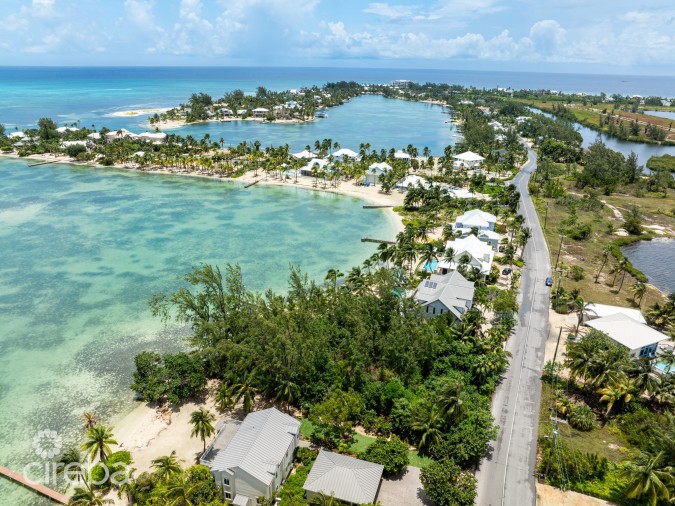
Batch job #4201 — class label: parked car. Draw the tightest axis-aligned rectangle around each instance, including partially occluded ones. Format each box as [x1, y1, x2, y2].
[502, 268, 512, 275]
[545, 276, 553, 287]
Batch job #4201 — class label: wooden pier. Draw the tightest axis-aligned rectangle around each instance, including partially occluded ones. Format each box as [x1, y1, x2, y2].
[0, 465, 69, 504]
[362, 205, 394, 209]
[27, 161, 55, 167]
[361, 237, 395, 245]
[244, 179, 261, 188]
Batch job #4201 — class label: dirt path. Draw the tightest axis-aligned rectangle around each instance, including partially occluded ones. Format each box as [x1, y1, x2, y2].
[537, 484, 619, 505]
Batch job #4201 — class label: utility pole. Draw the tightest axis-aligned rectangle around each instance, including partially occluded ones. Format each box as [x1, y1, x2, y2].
[554, 235, 564, 271]
[543, 202, 549, 230]
[544, 326, 564, 480]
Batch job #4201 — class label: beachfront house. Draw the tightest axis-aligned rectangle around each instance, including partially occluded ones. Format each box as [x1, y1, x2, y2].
[453, 151, 485, 171]
[105, 129, 138, 143]
[332, 148, 360, 161]
[582, 304, 646, 324]
[303, 450, 384, 505]
[138, 132, 167, 144]
[252, 107, 269, 118]
[365, 162, 392, 186]
[395, 175, 430, 190]
[394, 150, 412, 163]
[454, 209, 497, 232]
[585, 313, 667, 358]
[201, 407, 300, 505]
[56, 126, 79, 135]
[438, 234, 494, 276]
[300, 158, 330, 177]
[292, 149, 316, 160]
[413, 271, 475, 320]
[9, 131, 26, 139]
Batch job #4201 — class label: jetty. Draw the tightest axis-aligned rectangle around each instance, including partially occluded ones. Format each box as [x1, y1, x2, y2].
[361, 237, 395, 244]
[363, 204, 394, 209]
[0, 465, 69, 504]
[244, 179, 261, 188]
[27, 161, 55, 167]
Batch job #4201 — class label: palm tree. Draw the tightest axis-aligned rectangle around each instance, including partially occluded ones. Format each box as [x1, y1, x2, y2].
[58, 447, 91, 492]
[189, 408, 216, 453]
[81, 424, 117, 463]
[620, 451, 673, 506]
[163, 471, 199, 506]
[274, 376, 300, 413]
[68, 487, 112, 506]
[570, 296, 594, 334]
[81, 412, 98, 431]
[224, 379, 258, 414]
[517, 227, 532, 260]
[324, 268, 343, 293]
[631, 281, 647, 307]
[565, 338, 596, 384]
[411, 406, 443, 455]
[309, 493, 340, 505]
[436, 382, 466, 424]
[629, 358, 661, 398]
[659, 348, 675, 374]
[597, 380, 634, 419]
[151, 451, 183, 483]
[595, 245, 612, 283]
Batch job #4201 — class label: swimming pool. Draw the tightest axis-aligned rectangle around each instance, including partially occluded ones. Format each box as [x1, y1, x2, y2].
[423, 259, 439, 271]
[654, 361, 673, 375]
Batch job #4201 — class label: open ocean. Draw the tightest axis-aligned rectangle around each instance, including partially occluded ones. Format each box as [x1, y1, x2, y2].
[1, 66, 674, 504]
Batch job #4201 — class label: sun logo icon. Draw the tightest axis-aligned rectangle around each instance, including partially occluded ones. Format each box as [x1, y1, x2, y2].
[32, 429, 62, 459]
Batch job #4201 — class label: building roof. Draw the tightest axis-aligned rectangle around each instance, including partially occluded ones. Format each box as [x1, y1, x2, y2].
[303, 450, 384, 505]
[292, 149, 316, 159]
[584, 304, 646, 324]
[208, 408, 300, 487]
[333, 148, 359, 159]
[394, 150, 411, 159]
[396, 175, 429, 189]
[453, 151, 485, 162]
[414, 271, 475, 319]
[368, 162, 393, 173]
[439, 234, 494, 274]
[586, 313, 667, 351]
[232, 495, 249, 506]
[455, 209, 496, 226]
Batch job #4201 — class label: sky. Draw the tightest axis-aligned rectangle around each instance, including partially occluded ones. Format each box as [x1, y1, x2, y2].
[0, 0, 674, 74]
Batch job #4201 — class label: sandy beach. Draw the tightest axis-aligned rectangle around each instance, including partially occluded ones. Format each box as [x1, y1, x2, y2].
[1, 151, 406, 234]
[151, 115, 313, 130]
[105, 108, 170, 118]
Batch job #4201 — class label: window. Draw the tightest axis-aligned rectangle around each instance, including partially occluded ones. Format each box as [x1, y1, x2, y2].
[223, 478, 230, 486]
[432, 307, 436, 315]
[225, 492, 232, 499]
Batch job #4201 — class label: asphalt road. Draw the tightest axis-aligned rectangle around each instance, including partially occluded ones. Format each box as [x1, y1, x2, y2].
[475, 147, 552, 506]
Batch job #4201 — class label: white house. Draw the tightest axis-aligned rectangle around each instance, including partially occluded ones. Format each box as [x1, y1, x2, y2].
[453, 151, 485, 170]
[395, 174, 429, 190]
[585, 313, 667, 358]
[438, 234, 495, 275]
[138, 132, 167, 144]
[105, 129, 137, 142]
[365, 162, 392, 185]
[303, 450, 384, 506]
[202, 408, 300, 505]
[477, 230, 502, 251]
[56, 126, 79, 135]
[87, 132, 101, 140]
[394, 150, 412, 161]
[583, 304, 646, 324]
[299, 158, 330, 176]
[292, 149, 316, 160]
[252, 107, 269, 118]
[413, 271, 475, 320]
[9, 131, 26, 139]
[237, 109, 248, 116]
[332, 148, 360, 160]
[454, 209, 497, 231]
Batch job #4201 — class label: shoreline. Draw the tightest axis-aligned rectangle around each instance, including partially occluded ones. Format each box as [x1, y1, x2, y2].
[0, 151, 405, 235]
[150, 115, 314, 130]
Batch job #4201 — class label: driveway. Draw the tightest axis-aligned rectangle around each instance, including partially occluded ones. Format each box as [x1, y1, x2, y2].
[378, 466, 433, 506]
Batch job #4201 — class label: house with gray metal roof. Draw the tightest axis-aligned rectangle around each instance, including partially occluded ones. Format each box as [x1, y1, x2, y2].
[303, 450, 384, 505]
[201, 407, 300, 505]
[413, 270, 475, 320]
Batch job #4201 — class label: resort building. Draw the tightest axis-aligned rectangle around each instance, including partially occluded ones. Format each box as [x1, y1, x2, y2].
[394, 150, 412, 162]
[300, 158, 330, 176]
[201, 407, 300, 505]
[303, 450, 384, 505]
[332, 148, 360, 160]
[454, 209, 497, 232]
[453, 151, 485, 170]
[292, 149, 316, 160]
[56, 126, 79, 135]
[412, 271, 475, 320]
[585, 313, 667, 358]
[105, 129, 138, 142]
[392, 79, 414, 89]
[9, 131, 26, 139]
[438, 234, 494, 275]
[365, 162, 392, 186]
[138, 132, 167, 144]
[87, 132, 101, 140]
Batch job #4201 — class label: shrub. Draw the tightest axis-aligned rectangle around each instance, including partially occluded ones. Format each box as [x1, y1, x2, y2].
[569, 265, 585, 281]
[420, 459, 477, 506]
[539, 439, 608, 486]
[360, 436, 409, 476]
[309, 424, 341, 450]
[569, 404, 595, 431]
[295, 447, 318, 466]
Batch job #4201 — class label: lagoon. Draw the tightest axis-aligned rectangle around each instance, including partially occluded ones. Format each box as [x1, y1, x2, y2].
[621, 239, 675, 294]
[0, 158, 393, 503]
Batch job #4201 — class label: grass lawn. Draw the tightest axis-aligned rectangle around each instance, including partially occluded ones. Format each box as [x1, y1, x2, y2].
[299, 418, 431, 468]
[539, 383, 633, 463]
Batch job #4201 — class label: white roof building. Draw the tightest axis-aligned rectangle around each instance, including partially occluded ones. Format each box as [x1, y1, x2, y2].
[394, 150, 412, 160]
[439, 234, 494, 275]
[396, 175, 429, 190]
[292, 149, 316, 159]
[413, 271, 475, 320]
[368, 162, 393, 173]
[332, 148, 359, 159]
[303, 450, 384, 506]
[56, 126, 79, 135]
[61, 140, 87, 148]
[453, 151, 485, 170]
[9, 131, 26, 139]
[586, 313, 666, 358]
[583, 304, 646, 324]
[138, 132, 167, 143]
[454, 209, 497, 231]
[105, 129, 137, 142]
[87, 132, 101, 140]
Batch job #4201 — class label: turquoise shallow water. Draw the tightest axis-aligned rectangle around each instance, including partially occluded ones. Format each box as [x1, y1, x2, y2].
[0, 158, 393, 503]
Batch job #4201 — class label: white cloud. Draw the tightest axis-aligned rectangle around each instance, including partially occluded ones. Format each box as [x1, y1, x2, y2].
[363, 3, 414, 20]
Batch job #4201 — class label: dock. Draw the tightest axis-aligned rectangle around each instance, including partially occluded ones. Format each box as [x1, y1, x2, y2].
[363, 205, 394, 209]
[27, 161, 55, 167]
[244, 179, 261, 188]
[361, 237, 395, 245]
[0, 465, 69, 504]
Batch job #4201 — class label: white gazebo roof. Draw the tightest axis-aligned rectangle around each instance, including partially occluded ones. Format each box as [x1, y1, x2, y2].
[586, 313, 667, 351]
[453, 151, 485, 162]
[292, 149, 316, 159]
